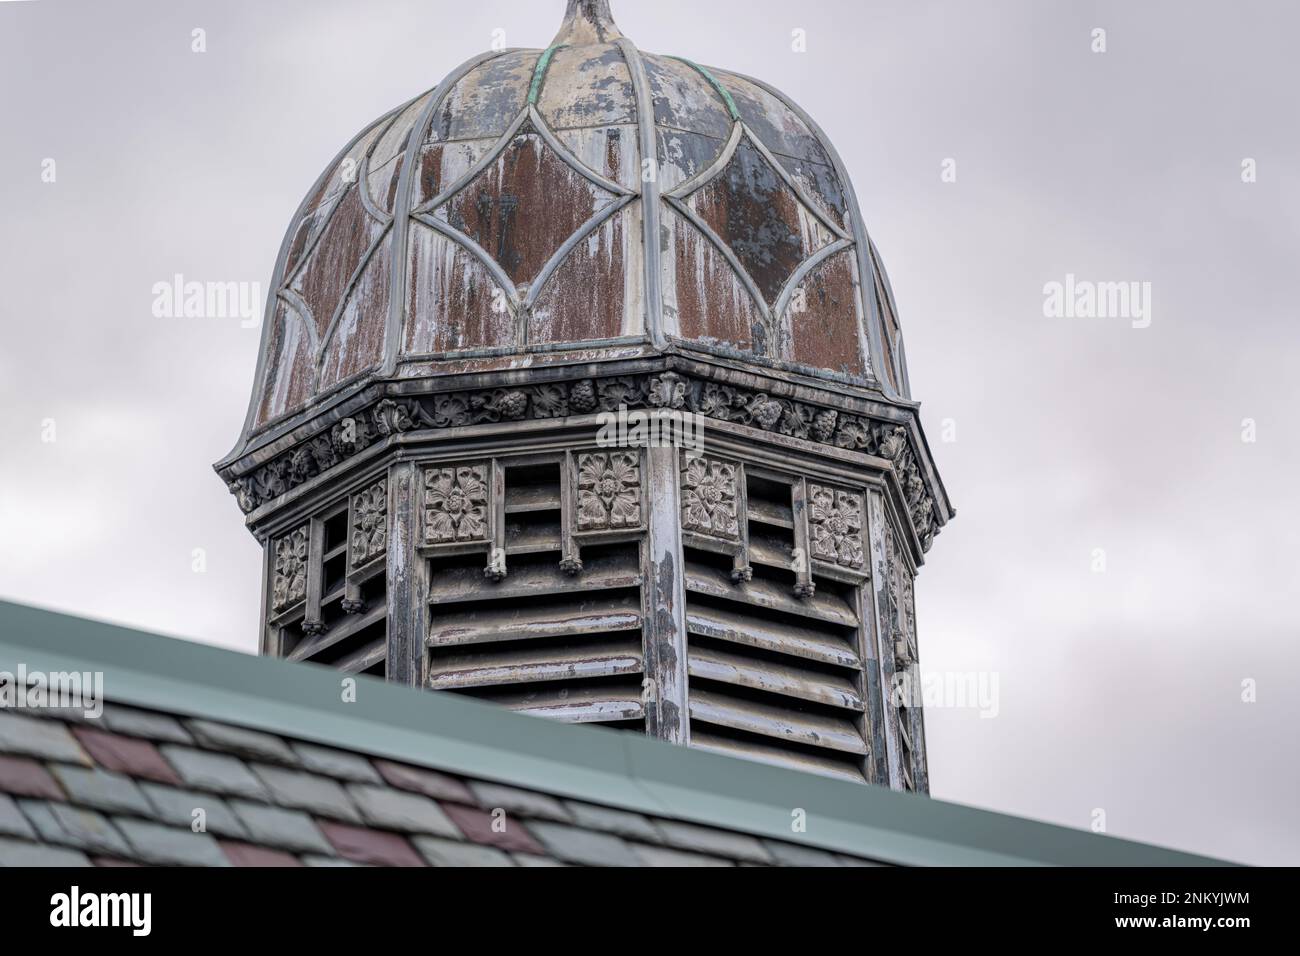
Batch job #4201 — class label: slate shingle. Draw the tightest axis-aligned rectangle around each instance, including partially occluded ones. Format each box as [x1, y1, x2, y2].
[49, 765, 151, 816]
[374, 760, 474, 803]
[292, 743, 380, 783]
[0, 794, 35, 840]
[0, 835, 91, 867]
[141, 783, 248, 839]
[654, 820, 772, 864]
[414, 835, 514, 867]
[318, 821, 425, 867]
[20, 801, 130, 856]
[762, 838, 842, 867]
[186, 720, 298, 765]
[252, 765, 360, 822]
[347, 784, 458, 836]
[527, 821, 640, 867]
[0, 711, 89, 764]
[228, 800, 333, 855]
[565, 801, 661, 843]
[72, 726, 182, 786]
[220, 841, 303, 867]
[440, 801, 545, 855]
[469, 782, 572, 822]
[114, 818, 229, 867]
[100, 705, 193, 744]
[160, 746, 269, 800]
[0, 755, 63, 800]
[630, 843, 734, 866]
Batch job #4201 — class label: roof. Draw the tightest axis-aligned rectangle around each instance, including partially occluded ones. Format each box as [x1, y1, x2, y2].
[0, 600, 1226, 866]
[233, 0, 913, 461]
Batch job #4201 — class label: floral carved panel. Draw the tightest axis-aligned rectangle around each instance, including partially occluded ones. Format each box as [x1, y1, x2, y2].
[681, 455, 740, 540]
[808, 483, 865, 570]
[349, 479, 387, 568]
[576, 452, 642, 531]
[422, 464, 490, 545]
[272, 525, 310, 612]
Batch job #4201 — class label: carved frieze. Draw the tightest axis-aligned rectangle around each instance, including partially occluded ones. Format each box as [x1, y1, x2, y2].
[576, 452, 642, 531]
[808, 483, 865, 570]
[271, 525, 310, 612]
[681, 455, 740, 540]
[349, 479, 387, 568]
[226, 372, 940, 552]
[422, 464, 490, 545]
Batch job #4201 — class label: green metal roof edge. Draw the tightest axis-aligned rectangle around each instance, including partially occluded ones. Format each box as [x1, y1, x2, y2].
[0, 600, 1230, 867]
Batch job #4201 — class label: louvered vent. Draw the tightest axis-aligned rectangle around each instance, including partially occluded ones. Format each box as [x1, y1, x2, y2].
[272, 479, 389, 678]
[683, 469, 872, 784]
[425, 461, 647, 731]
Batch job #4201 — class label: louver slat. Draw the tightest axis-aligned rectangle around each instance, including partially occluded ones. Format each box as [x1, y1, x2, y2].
[685, 561, 859, 627]
[429, 640, 643, 689]
[685, 603, 859, 668]
[334, 636, 387, 674]
[479, 683, 646, 723]
[689, 689, 869, 755]
[428, 593, 642, 646]
[287, 603, 387, 663]
[428, 551, 640, 604]
[687, 644, 863, 711]
[690, 729, 868, 785]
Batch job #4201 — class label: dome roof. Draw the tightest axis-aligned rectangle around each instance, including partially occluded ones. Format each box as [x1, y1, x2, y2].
[242, 0, 911, 442]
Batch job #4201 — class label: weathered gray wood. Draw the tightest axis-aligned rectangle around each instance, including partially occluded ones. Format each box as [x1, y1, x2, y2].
[385, 462, 425, 686]
[483, 684, 645, 723]
[301, 517, 326, 635]
[287, 603, 387, 663]
[688, 689, 869, 755]
[685, 559, 858, 627]
[642, 444, 688, 744]
[687, 643, 864, 711]
[685, 603, 858, 668]
[428, 550, 639, 604]
[428, 593, 642, 647]
[690, 729, 866, 784]
[866, 489, 903, 790]
[429, 641, 643, 690]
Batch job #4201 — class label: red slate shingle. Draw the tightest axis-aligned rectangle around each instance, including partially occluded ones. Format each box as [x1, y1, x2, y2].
[374, 760, 475, 804]
[318, 821, 425, 867]
[0, 754, 65, 800]
[220, 841, 303, 867]
[441, 801, 545, 855]
[72, 726, 182, 786]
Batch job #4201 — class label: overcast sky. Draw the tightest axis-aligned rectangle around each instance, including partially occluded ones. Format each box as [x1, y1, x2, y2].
[1, 0, 1296, 865]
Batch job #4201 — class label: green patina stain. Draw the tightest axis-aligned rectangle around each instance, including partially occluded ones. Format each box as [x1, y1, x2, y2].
[670, 56, 741, 122]
[529, 45, 566, 105]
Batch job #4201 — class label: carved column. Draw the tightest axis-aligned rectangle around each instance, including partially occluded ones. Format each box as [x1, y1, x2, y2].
[385, 461, 426, 687]
[642, 444, 689, 744]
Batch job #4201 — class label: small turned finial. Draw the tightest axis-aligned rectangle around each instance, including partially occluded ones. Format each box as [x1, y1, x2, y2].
[552, 0, 624, 45]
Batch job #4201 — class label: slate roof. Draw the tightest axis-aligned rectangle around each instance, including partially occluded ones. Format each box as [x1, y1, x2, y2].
[0, 600, 1226, 867]
[1, 705, 838, 867]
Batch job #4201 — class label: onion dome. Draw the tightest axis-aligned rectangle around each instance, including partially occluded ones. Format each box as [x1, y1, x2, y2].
[236, 0, 912, 450]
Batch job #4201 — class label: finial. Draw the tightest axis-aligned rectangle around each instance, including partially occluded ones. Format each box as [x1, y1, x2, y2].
[551, 0, 624, 45]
